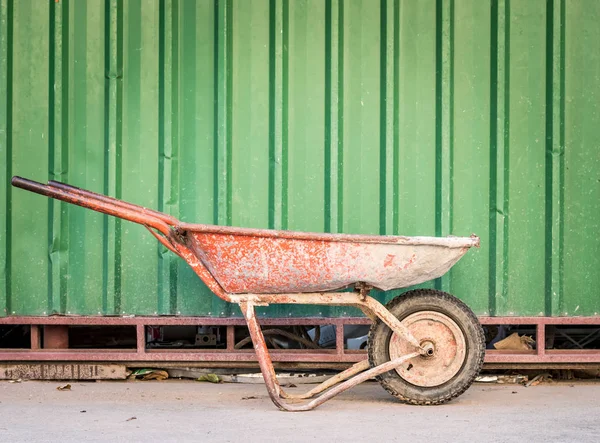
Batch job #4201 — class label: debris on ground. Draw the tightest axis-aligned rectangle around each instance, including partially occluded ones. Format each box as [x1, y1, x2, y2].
[130, 369, 169, 381]
[196, 374, 221, 383]
[166, 367, 332, 385]
[126, 417, 137, 422]
[241, 396, 257, 400]
[8, 379, 22, 384]
[476, 375, 498, 383]
[525, 373, 552, 387]
[475, 375, 528, 384]
[493, 333, 536, 351]
[497, 375, 528, 384]
[56, 384, 71, 391]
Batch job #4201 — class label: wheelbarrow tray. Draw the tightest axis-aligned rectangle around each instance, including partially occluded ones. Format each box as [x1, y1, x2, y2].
[183, 223, 478, 293]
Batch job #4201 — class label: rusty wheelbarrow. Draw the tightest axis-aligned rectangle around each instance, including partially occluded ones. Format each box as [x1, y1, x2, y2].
[11, 176, 485, 411]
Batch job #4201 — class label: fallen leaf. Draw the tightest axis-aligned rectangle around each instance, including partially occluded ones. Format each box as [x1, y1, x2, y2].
[57, 384, 71, 391]
[142, 370, 169, 381]
[131, 369, 169, 381]
[196, 374, 220, 383]
[131, 369, 157, 378]
[126, 417, 137, 422]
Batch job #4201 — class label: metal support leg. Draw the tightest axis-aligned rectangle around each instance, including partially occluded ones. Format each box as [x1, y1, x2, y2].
[279, 360, 370, 400]
[239, 302, 419, 412]
[240, 302, 283, 404]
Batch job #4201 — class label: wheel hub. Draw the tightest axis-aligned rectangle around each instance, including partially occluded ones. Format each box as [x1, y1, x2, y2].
[389, 311, 466, 387]
[420, 340, 435, 357]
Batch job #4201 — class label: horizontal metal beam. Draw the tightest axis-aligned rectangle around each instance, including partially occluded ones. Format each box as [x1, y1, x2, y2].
[1, 349, 600, 363]
[478, 317, 600, 325]
[0, 349, 366, 363]
[0, 316, 371, 326]
[2, 316, 600, 364]
[3, 315, 600, 326]
[484, 350, 600, 363]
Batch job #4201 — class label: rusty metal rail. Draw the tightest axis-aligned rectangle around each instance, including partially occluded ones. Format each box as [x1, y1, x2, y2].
[2, 315, 600, 364]
[0, 316, 371, 363]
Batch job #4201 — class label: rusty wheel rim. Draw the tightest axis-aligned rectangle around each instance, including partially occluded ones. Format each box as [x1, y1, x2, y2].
[388, 311, 467, 387]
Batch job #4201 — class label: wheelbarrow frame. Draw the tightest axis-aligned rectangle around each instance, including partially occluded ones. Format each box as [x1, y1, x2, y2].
[11, 176, 478, 411]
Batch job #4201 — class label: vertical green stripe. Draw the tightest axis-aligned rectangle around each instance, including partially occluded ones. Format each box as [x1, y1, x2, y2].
[59, 0, 70, 313]
[379, 0, 387, 235]
[0, 0, 13, 315]
[392, 0, 400, 235]
[434, 0, 453, 290]
[102, 0, 110, 314]
[381, 0, 396, 236]
[268, 0, 288, 230]
[324, 0, 343, 234]
[157, 0, 167, 313]
[214, 0, 232, 226]
[114, 0, 123, 314]
[68, 0, 103, 315]
[324, 0, 332, 233]
[157, 0, 165, 313]
[103, 0, 123, 314]
[336, 0, 344, 234]
[48, 0, 70, 314]
[169, 0, 180, 314]
[544, 0, 553, 316]
[158, 0, 180, 314]
[547, 0, 565, 316]
[488, 0, 505, 315]
[47, 0, 56, 314]
[489, 0, 498, 315]
[557, 0, 565, 315]
[447, 0, 454, 237]
[501, 0, 511, 315]
[281, 0, 288, 230]
[490, 0, 511, 316]
[434, 0, 442, 242]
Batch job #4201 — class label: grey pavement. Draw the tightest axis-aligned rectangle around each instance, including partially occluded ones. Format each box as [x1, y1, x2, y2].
[1, 379, 599, 442]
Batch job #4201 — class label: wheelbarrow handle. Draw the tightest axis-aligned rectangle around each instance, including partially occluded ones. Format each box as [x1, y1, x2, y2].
[11, 176, 175, 236]
[47, 179, 178, 226]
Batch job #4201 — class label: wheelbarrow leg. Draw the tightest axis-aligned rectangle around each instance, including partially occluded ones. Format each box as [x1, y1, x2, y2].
[239, 302, 420, 411]
[278, 359, 370, 400]
[239, 302, 287, 408]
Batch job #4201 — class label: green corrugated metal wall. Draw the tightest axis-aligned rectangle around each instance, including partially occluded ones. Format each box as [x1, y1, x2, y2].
[1, 0, 599, 318]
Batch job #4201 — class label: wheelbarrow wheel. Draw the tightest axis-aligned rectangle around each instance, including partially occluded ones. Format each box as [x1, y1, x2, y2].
[368, 289, 485, 405]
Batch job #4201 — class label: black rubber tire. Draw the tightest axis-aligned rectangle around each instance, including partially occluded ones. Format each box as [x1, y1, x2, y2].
[368, 289, 485, 405]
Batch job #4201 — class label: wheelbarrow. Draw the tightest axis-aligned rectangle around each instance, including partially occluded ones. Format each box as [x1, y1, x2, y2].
[11, 176, 485, 411]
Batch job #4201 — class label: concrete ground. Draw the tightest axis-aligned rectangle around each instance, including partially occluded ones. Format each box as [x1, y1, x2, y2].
[1, 379, 599, 442]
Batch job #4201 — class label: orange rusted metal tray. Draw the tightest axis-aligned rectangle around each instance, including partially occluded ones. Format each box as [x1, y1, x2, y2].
[11, 176, 485, 412]
[182, 224, 479, 293]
